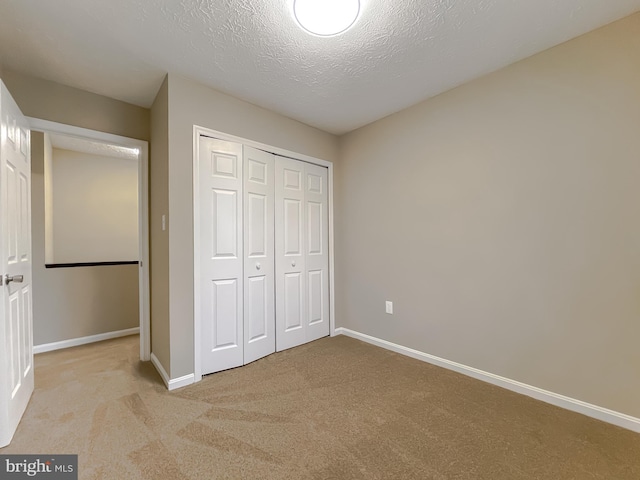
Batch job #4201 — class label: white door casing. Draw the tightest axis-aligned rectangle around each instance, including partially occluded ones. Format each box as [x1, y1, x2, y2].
[199, 136, 244, 375]
[0, 81, 34, 448]
[304, 163, 330, 343]
[25, 117, 150, 362]
[243, 147, 275, 364]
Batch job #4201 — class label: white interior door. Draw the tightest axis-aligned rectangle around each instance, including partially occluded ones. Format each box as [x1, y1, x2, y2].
[304, 163, 330, 342]
[243, 147, 275, 364]
[199, 136, 244, 375]
[0, 81, 33, 448]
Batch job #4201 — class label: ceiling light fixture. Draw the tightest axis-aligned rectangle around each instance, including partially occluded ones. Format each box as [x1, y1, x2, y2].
[293, 0, 360, 37]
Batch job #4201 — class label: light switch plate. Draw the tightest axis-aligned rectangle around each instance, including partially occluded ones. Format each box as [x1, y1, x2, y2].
[385, 301, 393, 314]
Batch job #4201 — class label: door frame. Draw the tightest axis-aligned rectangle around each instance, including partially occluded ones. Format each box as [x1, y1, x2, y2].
[193, 125, 336, 383]
[26, 118, 151, 361]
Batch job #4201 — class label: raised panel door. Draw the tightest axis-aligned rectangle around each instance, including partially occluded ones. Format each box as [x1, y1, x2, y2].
[1, 81, 33, 447]
[275, 157, 306, 351]
[304, 164, 329, 342]
[243, 147, 275, 364]
[199, 137, 244, 375]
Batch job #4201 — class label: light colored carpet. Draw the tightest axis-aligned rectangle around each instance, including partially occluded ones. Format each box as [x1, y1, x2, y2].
[2, 334, 639, 479]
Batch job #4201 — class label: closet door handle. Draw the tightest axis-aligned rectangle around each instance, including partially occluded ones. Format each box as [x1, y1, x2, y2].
[291, 261, 296, 267]
[256, 263, 261, 270]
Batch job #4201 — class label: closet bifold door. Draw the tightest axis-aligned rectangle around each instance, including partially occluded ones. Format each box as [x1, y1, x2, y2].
[243, 147, 276, 364]
[199, 136, 244, 375]
[303, 163, 330, 343]
[275, 157, 307, 351]
[275, 157, 330, 351]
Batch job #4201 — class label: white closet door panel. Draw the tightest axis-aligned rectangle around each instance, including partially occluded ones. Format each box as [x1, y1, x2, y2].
[284, 199, 302, 255]
[212, 189, 238, 258]
[275, 156, 306, 351]
[305, 163, 330, 342]
[307, 201, 322, 255]
[211, 279, 239, 347]
[247, 193, 266, 257]
[199, 137, 244, 375]
[284, 272, 303, 331]
[307, 269, 323, 325]
[244, 147, 275, 364]
[247, 275, 267, 341]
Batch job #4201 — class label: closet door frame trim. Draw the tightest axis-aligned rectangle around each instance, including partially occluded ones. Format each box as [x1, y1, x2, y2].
[193, 125, 335, 383]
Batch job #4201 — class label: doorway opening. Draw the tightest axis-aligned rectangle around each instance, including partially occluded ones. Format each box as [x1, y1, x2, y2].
[28, 118, 150, 361]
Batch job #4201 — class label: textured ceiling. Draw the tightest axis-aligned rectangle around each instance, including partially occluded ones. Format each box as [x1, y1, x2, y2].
[1, 0, 640, 134]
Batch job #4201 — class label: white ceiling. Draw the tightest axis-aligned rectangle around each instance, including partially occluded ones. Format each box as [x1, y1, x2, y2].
[1, 0, 639, 135]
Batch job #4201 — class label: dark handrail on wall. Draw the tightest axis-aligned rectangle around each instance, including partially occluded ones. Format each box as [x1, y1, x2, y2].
[44, 261, 139, 269]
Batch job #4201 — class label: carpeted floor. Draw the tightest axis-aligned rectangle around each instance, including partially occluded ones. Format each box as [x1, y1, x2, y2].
[2, 334, 639, 479]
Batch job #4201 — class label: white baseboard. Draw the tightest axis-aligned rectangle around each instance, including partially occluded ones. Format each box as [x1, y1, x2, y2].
[150, 353, 194, 391]
[34, 327, 140, 354]
[335, 327, 640, 433]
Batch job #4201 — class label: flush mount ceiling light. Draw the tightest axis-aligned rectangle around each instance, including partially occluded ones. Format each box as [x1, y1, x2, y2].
[293, 0, 360, 36]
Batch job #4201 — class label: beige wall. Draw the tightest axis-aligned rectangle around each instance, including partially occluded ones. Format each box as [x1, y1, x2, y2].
[3, 72, 149, 347]
[31, 133, 139, 346]
[51, 148, 138, 263]
[166, 74, 339, 377]
[2, 70, 149, 141]
[150, 76, 170, 373]
[337, 13, 640, 418]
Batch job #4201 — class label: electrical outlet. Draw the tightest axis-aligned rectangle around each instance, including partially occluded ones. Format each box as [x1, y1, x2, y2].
[385, 301, 393, 315]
